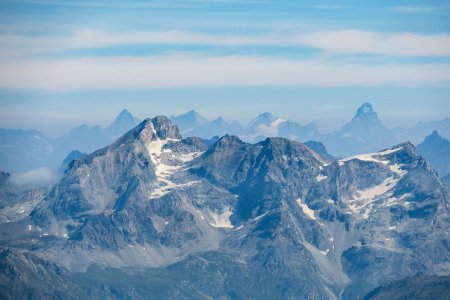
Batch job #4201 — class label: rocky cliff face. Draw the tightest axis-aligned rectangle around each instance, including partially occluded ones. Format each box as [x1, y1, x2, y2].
[1, 116, 449, 299]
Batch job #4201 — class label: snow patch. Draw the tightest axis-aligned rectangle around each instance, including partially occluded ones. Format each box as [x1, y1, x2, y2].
[147, 137, 202, 198]
[252, 211, 269, 222]
[196, 210, 205, 220]
[339, 147, 403, 168]
[210, 209, 234, 229]
[316, 174, 327, 182]
[320, 249, 330, 255]
[390, 164, 406, 176]
[348, 177, 399, 219]
[296, 198, 316, 220]
[179, 151, 204, 163]
[235, 224, 244, 230]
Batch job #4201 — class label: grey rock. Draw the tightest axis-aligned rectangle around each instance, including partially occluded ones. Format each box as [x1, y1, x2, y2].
[58, 150, 86, 175]
[305, 140, 335, 161]
[364, 275, 450, 300]
[1, 117, 449, 300]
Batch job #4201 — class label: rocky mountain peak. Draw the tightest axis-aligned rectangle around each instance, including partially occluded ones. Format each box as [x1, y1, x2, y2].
[151, 116, 182, 140]
[353, 102, 379, 122]
[113, 116, 181, 148]
[376, 141, 419, 165]
[213, 134, 245, 149]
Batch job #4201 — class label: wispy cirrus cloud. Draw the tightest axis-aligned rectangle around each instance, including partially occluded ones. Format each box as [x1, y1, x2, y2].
[300, 30, 450, 57]
[390, 5, 447, 13]
[1, 55, 449, 91]
[2, 29, 450, 58]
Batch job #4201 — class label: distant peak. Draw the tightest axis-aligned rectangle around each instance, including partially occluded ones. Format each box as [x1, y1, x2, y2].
[183, 109, 204, 118]
[105, 109, 140, 137]
[211, 117, 227, 124]
[423, 130, 445, 143]
[119, 109, 131, 115]
[352, 102, 380, 122]
[115, 109, 135, 121]
[356, 102, 374, 115]
[171, 109, 207, 123]
[247, 112, 278, 129]
[258, 112, 275, 119]
[430, 130, 440, 137]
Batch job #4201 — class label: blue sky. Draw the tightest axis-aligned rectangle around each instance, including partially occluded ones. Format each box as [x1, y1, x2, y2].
[0, 0, 449, 134]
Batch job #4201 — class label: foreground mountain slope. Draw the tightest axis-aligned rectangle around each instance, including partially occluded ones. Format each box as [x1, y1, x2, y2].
[0, 117, 449, 299]
[364, 275, 450, 300]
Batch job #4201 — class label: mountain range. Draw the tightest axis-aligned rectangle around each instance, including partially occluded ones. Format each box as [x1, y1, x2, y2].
[1, 103, 448, 175]
[0, 116, 449, 299]
[0, 109, 140, 173]
[169, 103, 449, 158]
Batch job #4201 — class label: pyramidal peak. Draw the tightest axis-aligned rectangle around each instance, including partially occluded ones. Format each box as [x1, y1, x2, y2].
[105, 109, 140, 138]
[354, 102, 378, 121]
[113, 116, 181, 148]
[111, 109, 138, 124]
[118, 108, 132, 118]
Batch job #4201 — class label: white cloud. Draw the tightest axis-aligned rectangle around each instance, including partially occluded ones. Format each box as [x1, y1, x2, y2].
[0, 29, 283, 58]
[9, 167, 58, 187]
[2, 29, 450, 58]
[0, 55, 449, 90]
[299, 30, 450, 57]
[390, 6, 442, 13]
